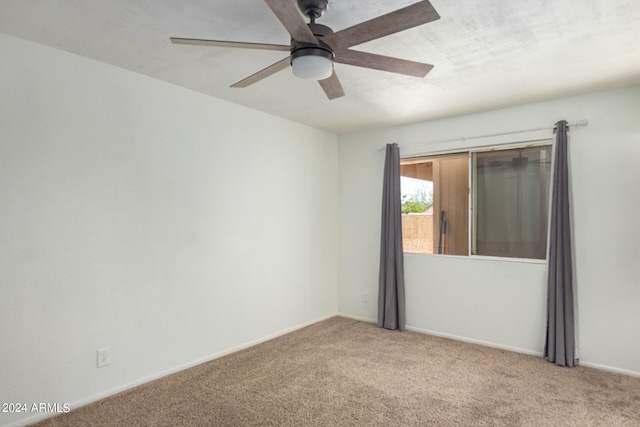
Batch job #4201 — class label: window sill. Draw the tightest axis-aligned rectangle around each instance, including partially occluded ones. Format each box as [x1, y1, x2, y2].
[403, 252, 547, 265]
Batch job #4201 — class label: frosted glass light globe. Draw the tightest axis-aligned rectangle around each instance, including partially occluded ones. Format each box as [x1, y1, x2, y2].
[292, 54, 333, 80]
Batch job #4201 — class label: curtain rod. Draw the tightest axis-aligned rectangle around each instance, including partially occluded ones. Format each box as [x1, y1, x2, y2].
[377, 119, 588, 152]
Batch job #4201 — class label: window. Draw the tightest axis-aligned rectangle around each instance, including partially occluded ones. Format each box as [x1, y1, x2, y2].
[400, 153, 469, 255]
[400, 143, 552, 260]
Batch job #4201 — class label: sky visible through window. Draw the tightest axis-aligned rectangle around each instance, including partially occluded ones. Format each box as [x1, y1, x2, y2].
[401, 176, 433, 200]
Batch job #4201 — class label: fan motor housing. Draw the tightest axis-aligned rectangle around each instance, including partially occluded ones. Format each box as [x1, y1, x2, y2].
[291, 23, 335, 57]
[291, 46, 334, 65]
[290, 23, 334, 46]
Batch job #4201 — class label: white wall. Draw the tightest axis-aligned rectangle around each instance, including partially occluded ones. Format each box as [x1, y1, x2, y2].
[338, 86, 640, 375]
[2, 30, 638, 427]
[0, 34, 338, 426]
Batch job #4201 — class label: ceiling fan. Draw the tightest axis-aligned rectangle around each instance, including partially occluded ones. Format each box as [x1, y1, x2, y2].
[170, 0, 440, 100]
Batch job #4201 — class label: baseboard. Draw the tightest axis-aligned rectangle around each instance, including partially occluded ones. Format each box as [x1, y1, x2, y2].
[5, 313, 338, 427]
[404, 325, 544, 357]
[337, 312, 543, 357]
[336, 312, 376, 324]
[579, 361, 640, 378]
[337, 313, 640, 378]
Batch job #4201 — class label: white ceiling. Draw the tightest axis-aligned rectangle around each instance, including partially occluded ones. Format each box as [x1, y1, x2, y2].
[1, 0, 639, 134]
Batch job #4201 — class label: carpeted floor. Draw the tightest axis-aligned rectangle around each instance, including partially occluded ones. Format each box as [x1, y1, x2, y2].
[35, 317, 640, 426]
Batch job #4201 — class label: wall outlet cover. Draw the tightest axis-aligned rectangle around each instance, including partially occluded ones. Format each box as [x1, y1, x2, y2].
[97, 347, 112, 368]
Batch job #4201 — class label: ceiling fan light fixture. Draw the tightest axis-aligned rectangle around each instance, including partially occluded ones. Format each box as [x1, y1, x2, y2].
[171, 0, 440, 99]
[291, 48, 334, 80]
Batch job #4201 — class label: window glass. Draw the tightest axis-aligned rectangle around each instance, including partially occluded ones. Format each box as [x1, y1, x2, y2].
[400, 153, 469, 255]
[400, 143, 552, 260]
[473, 146, 552, 259]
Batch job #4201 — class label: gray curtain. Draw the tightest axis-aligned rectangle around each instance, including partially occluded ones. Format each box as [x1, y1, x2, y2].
[544, 120, 576, 367]
[378, 143, 406, 331]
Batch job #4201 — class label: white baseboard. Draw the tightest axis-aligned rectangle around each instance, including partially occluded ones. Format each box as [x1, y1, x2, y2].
[4, 313, 338, 427]
[336, 312, 376, 324]
[337, 312, 640, 378]
[579, 361, 640, 378]
[337, 312, 543, 357]
[404, 325, 544, 357]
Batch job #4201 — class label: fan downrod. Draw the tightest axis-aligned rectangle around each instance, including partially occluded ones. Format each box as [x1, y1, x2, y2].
[297, 0, 328, 20]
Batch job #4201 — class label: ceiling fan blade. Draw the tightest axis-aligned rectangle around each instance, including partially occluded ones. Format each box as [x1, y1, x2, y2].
[324, 1, 440, 51]
[264, 0, 318, 44]
[230, 57, 291, 88]
[335, 50, 433, 77]
[318, 71, 345, 100]
[170, 37, 290, 52]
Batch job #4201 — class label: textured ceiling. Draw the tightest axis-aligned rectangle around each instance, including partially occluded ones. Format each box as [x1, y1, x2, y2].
[1, 0, 639, 133]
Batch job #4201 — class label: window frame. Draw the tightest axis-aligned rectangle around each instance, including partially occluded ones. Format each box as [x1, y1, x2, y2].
[401, 138, 554, 264]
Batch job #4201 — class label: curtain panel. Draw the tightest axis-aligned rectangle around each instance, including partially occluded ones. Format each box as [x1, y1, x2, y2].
[544, 120, 577, 367]
[378, 143, 406, 331]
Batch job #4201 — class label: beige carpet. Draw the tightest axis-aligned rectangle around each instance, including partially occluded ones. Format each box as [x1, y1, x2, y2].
[35, 317, 640, 426]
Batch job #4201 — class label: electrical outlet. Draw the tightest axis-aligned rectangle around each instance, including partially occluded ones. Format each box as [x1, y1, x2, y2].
[363, 291, 369, 303]
[97, 347, 111, 368]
